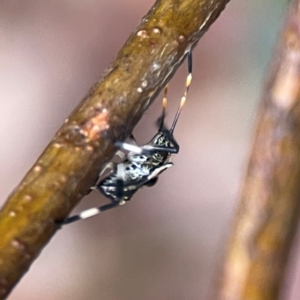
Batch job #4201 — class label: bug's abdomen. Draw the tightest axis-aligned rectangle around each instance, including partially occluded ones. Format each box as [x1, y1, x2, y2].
[97, 161, 151, 201]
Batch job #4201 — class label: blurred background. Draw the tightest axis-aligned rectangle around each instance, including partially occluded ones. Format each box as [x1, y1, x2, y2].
[0, 0, 297, 299]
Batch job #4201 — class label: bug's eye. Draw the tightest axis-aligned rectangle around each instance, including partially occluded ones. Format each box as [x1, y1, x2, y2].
[158, 137, 165, 144]
[145, 177, 158, 187]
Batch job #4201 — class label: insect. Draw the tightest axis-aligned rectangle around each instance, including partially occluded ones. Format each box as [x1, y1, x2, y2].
[63, 51, 192, 225]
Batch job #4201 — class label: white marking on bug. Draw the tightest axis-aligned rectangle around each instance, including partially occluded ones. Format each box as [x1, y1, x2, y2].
[148, 164, 172, 180]
[80, 208, 100, 219]
[137, 87, 143, 93]
[121, 143, 142, 154]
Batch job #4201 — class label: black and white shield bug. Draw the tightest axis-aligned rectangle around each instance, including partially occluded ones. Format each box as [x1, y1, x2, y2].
[63, 51, 193, 224]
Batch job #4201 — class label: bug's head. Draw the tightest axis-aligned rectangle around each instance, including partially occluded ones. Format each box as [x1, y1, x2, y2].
[152, 131, 172, 147]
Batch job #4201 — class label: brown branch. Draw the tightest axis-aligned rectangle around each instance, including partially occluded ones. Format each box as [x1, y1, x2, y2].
[0, 0, 230, 298]
[217, 0, 300, 299]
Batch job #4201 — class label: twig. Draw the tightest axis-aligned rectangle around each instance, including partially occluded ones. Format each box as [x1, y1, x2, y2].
[0, 0, 230, 298]
[217, 0, 300, 299]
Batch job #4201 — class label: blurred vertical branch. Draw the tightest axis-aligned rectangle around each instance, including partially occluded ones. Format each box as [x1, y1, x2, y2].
[218, 0, 300, 299]
[0, 0, 230, 299]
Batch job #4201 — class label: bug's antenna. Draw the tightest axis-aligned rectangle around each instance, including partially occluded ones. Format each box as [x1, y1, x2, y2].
[159, 85, 168, 131]
[170, 52, 192, 134]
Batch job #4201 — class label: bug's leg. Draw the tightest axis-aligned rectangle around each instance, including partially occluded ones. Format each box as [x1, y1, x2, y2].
[147, 162, 173, 180]
[115, 150, 126, 162]
[62, 164, 126, 225]
[84, 162, 115, 196]
[113, 134, 139, 162]
[62, 200, 124, 225]
[115, 163, 125, 204]
[62, 160, 128, 225]
[141, 143, 179, 154]
[61, 202, 122, 225]
[128, 134, 137, 145]
[115, 140, 179, 155]
[126, 134, 140, 162]
[98, 162, 115, 178]
[90, 160, 119, 191]
[115, 131, 178, 155]
[134, 162, 173, 189]
[114, 141, 144, 154]
[96, 150, 126, 180]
